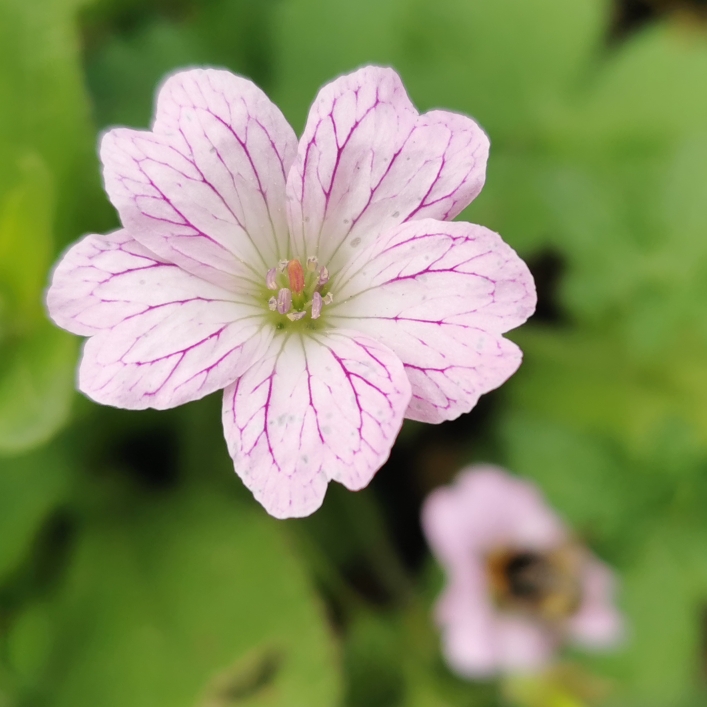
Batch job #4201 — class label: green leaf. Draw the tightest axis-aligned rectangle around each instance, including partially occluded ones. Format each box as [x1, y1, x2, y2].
[506, 328, 707, 454]
[8, 489, 341, 707]
[85, 0, 279, 131]
[0, 0, 110, 246]
[604, 525, 699, 707]
[0, 159, 79, 455]
[0, 154, 54, 326]
[0, 320, 77, 455]
[271, 0, 400, 131]
[0, 443, 73, 582]
[393, 0, 606, 142]
[574, 23, 707, 148]
[499, 412, 630, 547]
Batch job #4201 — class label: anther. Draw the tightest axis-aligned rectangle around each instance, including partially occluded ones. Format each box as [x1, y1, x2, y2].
[322, 292, 333, 305]
[277, 288, 292, 314]
[311, 292, 323, 320]
[277, 259, 288, 273]
[287, 259, 305, 294]
[266, 268, 277, 290]
[318, 266, 329, 286]
[268, 296, 277, 311]
[306, 256, 318, 272]
[287, 310, 306, 322]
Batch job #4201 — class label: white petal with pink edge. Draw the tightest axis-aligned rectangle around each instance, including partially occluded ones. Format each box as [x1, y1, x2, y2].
[286, 66, 489, 273]
[101, 68, 297, 290]
[330, 219, 536, 423]
[221, 330, 411, 518]
[47, 230, 272, 410]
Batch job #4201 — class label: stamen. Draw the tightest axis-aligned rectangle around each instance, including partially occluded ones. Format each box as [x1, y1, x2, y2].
[318, 266, 329, 286]
[277, 259, 289, 273]
[306, 256, 318, 272]
[268, 296, 277, 311]
[311, 292, 323, 319]
[266, 268, 277, 290]
[287, 259, 305, 294]
[277, 288, 292, 314]
[287, 310, 306, 322]
[322, 292, 333, 305]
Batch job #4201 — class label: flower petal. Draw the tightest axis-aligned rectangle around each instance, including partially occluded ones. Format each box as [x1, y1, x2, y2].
[494, 615, 556, 672]
[286, 66, 489, 272]
[331, 219, 536, 423]
[422, 466, 565, 565]
[435, 569, 500, 678]
[221, 331, 411, 518]
[101, 69, 297, 290]
[568, 558, 624, 648]
[48, 230, 272, 409]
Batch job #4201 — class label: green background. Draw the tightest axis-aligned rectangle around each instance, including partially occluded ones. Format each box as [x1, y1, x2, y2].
[2, 0, 707, 705]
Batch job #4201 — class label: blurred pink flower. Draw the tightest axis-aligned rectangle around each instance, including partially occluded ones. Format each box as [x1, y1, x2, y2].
[46, 67, 535, 518]
[422, 465, 623, 677]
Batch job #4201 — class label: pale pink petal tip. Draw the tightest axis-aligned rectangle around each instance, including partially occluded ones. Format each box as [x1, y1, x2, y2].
[422, 465, 624, 677]
[331, 219, 536, 425]
[222, 331, 412, 519]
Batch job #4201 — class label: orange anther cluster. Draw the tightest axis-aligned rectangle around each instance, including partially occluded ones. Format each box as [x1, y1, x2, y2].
[287, 259, 305, 294]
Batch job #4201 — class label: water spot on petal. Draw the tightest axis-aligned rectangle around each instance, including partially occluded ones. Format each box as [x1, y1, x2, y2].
[392, 211, 400, 218]
[350, 237, 361, 248]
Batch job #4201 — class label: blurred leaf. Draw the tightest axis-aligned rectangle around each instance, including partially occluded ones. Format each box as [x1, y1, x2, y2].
[0, 155, 53, 326]
[0, 153, 77, 456]
[499, 412, 632, 549]
[603, 525, 698, 707]
[271, 0, 400, 131]
[0, 0, 110, 245]
[0, 443, 72, 581]
[85, 0, 279, 131]
[507, 327, 707, 455]
[0, 321, 77, 455]
[343, 612, 405, 707]
[394, 0, 606, 142]
[575, 23, 707, 148]
[7, 488, 341, 707]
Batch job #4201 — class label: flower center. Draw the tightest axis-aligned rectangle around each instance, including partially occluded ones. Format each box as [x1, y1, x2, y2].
[485, 546, 582, 622]
[265, 257, 333, 323]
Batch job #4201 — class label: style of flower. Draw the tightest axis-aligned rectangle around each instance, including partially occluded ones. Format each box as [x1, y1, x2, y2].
[47, 67, 535, 518]
[422, 466, 623, 677]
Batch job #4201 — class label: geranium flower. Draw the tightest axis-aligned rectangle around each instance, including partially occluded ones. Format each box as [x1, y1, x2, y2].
[422, 466, 623, 677]
[47, 67, 535, 518]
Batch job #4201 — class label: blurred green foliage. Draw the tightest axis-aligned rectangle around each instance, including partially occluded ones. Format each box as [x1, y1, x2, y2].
[2, 0, 707, 705]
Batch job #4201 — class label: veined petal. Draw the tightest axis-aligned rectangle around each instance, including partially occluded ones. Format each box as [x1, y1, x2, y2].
[286, 66, 489, 273]
[48, 230, 272, 410]
[222, 331, 411, 519]
[330, 219, 536, 423]
[101, 68, 297, 290]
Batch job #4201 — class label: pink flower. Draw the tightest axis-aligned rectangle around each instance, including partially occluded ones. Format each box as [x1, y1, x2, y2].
[422, 466, 623, 677]
[46, 67, 535, 518]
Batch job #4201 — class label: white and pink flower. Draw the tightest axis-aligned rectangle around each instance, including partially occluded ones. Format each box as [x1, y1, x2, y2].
[422, 466, 623, 677]
[47, 67, 535, 518]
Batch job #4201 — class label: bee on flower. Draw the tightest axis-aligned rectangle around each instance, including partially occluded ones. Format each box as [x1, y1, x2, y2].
[422, 466, 623, 677]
